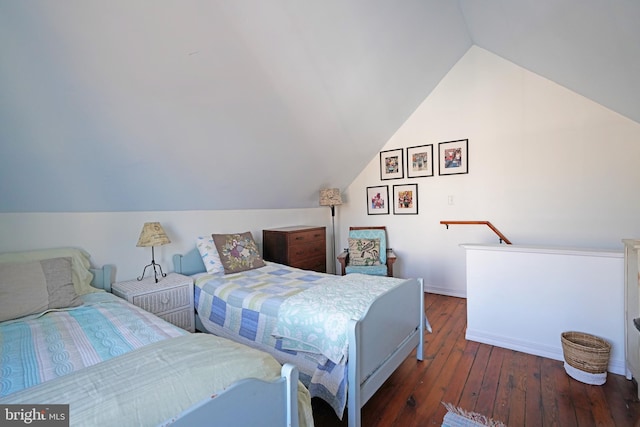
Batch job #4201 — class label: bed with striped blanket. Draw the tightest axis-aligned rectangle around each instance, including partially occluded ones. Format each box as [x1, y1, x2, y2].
[0, 249, 313, 427]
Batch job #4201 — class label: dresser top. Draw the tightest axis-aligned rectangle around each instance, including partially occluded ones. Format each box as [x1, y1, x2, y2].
[263, 225, 325, 232]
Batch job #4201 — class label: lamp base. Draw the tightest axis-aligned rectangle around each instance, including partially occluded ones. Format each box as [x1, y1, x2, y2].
[137, 260, 167, 283]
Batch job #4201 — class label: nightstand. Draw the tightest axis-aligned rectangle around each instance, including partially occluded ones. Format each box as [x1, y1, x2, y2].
[112, 272, 195, 332]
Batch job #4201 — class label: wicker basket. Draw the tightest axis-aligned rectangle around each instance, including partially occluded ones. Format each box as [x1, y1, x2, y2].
[561, 331, 611, 374]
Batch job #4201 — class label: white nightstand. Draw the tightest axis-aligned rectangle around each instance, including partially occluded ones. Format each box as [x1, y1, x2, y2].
[112, 272, 195, 332]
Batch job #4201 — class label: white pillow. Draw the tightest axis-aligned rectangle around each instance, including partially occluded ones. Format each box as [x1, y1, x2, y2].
[0, 247, 98, 295]
[195, 236, 224, 274]
[0, 257, 81, 322]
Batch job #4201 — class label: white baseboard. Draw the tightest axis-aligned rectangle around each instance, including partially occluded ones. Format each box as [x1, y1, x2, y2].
[424, 284, 466, 298]
[466, 328, 626, 376]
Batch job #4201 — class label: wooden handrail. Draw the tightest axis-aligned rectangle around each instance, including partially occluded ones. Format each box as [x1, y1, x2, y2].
[440, 220, 512, 244]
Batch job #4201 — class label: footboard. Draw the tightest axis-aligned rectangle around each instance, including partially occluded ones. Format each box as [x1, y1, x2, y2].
[347, 277, 425, 427]
[169, 363, 300, 427]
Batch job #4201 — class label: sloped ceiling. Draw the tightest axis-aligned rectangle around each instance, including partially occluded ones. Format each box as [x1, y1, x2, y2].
[0, 1, 637, 213]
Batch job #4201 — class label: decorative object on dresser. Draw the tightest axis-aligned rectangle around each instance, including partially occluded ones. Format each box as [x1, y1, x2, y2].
[112, 272, 195, 332]
[319, 188, 342, 274]
[337, 226, 397, 277]
[623, 239, 640, 399]
[136, 221, 171, 282]
[263, 226, 327, 273]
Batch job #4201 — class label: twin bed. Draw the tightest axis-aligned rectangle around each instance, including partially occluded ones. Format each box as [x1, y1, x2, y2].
[1, 237, 429, 427]
[173, 232, 429, 427]
[0, 248, 313, 426]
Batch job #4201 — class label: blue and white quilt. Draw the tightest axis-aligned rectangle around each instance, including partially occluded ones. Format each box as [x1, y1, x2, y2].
[193, 262, 407, 418]
[273, 273, 406, 364]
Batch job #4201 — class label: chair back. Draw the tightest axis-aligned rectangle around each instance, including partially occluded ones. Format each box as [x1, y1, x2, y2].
[348, 226, 387, 264]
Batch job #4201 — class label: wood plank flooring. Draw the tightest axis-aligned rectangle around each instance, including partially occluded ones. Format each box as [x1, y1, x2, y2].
[312, 293, 640, 426]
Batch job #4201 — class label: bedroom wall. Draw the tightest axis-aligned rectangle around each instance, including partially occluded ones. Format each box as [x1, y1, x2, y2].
[0, 209, 329, 282]
[337, 46, 640, 297]
[2, 46, 640, 296]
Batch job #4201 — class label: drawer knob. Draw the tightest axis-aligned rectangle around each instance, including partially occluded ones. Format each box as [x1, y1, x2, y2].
[161, 297, 170, 304]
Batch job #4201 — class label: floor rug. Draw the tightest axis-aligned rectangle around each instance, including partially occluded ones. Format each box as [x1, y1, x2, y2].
[441, 402, 507, 427]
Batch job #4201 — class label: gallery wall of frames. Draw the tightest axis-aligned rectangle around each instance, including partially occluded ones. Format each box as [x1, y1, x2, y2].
[368, 139, 468, 215]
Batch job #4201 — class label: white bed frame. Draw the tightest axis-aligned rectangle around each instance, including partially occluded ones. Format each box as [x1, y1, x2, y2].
[88, 264, 301, 427]
[173, 249, 426, 427]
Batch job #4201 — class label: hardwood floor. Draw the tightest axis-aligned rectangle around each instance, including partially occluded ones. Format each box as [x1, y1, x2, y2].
[312, 293, 640, 426]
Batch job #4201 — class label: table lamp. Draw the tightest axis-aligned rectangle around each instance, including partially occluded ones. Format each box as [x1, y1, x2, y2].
[136, 222, 170, 283]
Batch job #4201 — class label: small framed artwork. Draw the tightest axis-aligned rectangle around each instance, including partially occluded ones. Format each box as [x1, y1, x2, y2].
[393, 183, 418, 215]
[406, 144, 434, 178]
[438, 139, 469, 175]
[380, 148, 404, 180]
[366, 185, 389, 215]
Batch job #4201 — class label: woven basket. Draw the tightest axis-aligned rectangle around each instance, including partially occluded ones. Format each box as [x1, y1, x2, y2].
[561, 331, 611, 374]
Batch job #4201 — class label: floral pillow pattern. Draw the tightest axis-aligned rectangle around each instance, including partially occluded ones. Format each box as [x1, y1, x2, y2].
[212, 232, 266, 274]
[348, 238, 381, 266]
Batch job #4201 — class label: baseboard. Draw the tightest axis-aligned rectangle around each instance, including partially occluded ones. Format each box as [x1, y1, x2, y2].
[466, 328, 626, 376]
[424, 284, 466, 298]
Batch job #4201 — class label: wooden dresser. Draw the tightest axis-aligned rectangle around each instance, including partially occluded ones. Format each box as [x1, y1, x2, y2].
[263, 226, 326, 273]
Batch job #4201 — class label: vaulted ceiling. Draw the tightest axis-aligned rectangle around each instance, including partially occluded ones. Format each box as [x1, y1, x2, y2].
[1, 1, 638, 213]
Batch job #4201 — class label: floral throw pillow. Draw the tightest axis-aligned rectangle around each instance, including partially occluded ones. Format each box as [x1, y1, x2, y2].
[212, 232, 266, 274]
[348, 238, 381, 266]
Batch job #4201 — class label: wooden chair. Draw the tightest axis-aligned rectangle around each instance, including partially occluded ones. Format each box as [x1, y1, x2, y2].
[337, 226, 397, 277]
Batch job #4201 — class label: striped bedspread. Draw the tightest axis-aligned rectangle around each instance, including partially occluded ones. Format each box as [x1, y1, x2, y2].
[0, 292, 185, 397]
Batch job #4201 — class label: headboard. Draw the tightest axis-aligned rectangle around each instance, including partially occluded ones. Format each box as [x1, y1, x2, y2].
[90, 264, 116, 292]
[172, 249, 206, 276]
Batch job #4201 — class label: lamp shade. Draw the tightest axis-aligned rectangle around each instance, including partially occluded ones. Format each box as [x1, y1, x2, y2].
[319, 188, 342, 206]
[136, 222, 171, 247]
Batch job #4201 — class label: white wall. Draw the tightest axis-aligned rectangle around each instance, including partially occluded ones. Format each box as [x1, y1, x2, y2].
[0, 209, 329, 282]
[338, 46, 640, 297]
[2, 47, 640, 295]
[463, 244, 624, 375]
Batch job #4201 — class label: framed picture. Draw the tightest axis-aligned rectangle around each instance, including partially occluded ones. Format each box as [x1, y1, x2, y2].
[393, 183, 418, 215]
[406, 144, 434, 178]
[366, 185, 389, 215]
[438, 139, 468, 175]
[380, 149, 404, 180]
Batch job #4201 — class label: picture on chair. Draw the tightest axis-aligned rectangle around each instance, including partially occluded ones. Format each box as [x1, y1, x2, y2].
[366, 185, 389, 215]
[380, 148, 404, 180]
[393, 183, 418, 215]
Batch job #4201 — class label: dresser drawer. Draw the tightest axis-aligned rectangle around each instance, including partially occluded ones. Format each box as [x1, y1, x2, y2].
[132, 285, 191, 314]
[288, 241, 325, 261]
[287, 228, 325, 245]
[290, 256, 327, 273]
[158, 307, 195, 332]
